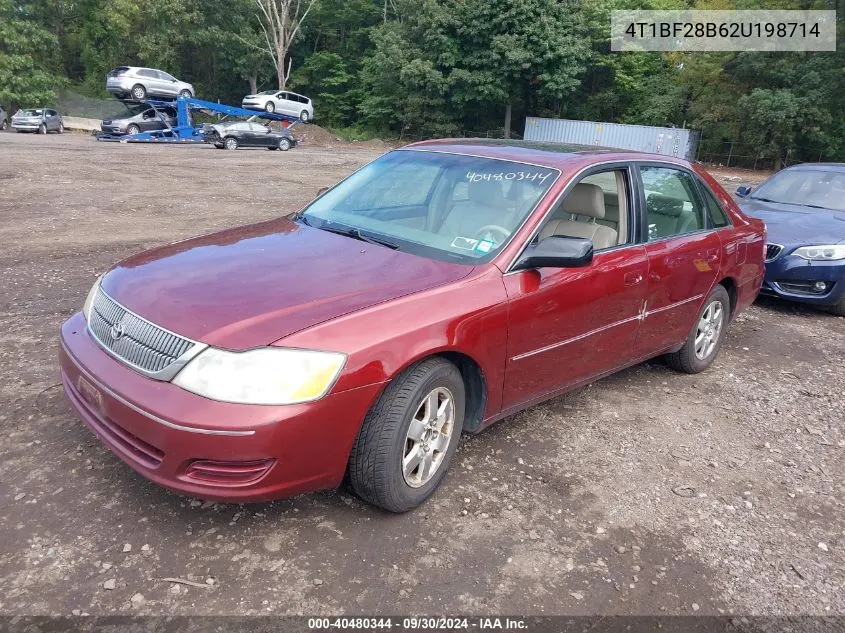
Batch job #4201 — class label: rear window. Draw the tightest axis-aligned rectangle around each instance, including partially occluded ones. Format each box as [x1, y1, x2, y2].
[108, 67, 130, 77]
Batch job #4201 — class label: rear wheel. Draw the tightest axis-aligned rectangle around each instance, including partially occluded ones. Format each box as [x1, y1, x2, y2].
[131, 84, 147, 101]
[299, 110, 310, 122]
[126, 124, 141, 135]
[223, 136, 238, 151]
[264, 101, 276, 113]
[665, 285, 730, 374]
[348, 357, 465, 513]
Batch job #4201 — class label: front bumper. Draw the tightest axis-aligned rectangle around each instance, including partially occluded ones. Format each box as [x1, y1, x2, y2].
[59, 312, 384, 502]
[761, 250, 845, 306]
[100, 124, 127, 134]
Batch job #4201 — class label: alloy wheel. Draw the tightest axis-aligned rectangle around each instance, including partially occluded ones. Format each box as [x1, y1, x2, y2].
[402, 387, 455, 488]
[694, 300, 724, 360]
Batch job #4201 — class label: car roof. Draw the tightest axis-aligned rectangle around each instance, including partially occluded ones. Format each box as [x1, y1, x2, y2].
[781, 163, 845, 173]
[402, 138, 690, 170]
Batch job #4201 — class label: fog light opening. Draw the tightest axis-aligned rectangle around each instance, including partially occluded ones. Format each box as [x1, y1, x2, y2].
[812, 281, 828, 294]
[184, 458, 276, 485]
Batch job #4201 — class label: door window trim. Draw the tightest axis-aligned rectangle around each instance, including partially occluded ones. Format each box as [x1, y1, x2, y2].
[504, 160, 640, 274]
[634, 161, 715, 246]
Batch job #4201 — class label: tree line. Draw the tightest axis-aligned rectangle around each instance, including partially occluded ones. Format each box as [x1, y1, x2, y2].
[1, 0, 843, 165]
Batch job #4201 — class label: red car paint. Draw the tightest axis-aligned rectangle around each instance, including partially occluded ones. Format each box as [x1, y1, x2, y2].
[59, 141, 766, 502]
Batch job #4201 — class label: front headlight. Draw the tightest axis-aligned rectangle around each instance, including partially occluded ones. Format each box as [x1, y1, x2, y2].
[172, 347, 346, 405]
[82, 276, 102, 321]
[793, 245, 845, 261]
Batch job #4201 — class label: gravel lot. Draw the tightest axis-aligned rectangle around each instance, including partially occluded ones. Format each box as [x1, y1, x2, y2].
[0, 132, 843, 617]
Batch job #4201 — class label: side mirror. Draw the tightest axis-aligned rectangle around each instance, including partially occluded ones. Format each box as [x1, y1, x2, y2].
[512, 236, 593, 270]
[735, 185, 752, 198]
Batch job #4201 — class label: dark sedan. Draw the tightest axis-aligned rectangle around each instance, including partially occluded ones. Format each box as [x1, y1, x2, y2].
[100, 104, 177, 135]
[736, 163, 845, 316]
[203, 121, 296, 151]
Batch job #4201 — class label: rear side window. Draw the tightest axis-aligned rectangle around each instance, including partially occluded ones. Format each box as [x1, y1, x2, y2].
[138, 69, 157, 78]
[640, 166, 706, 241]
[699, 183, 731, 228]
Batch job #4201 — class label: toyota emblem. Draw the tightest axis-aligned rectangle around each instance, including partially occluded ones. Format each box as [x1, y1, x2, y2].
[110, 320, 126, 341]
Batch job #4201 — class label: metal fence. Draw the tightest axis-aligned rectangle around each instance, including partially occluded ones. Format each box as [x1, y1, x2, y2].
[695, 138, 838, 170]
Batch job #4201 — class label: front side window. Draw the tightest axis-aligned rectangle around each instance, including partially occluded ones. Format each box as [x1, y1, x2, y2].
[537, 168, 630, 251]
[300, 150, 558, 264]
[640, 166, 706, 241]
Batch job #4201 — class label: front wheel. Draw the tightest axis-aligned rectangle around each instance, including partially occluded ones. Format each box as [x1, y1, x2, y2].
[38, 124, 47, 135]
[665, 285, 730, 374]
[264, 101, 276, 113]
[826, 296, 845, 317]
[179, 89, 192, 98]
[1, 119, 7, 130]
[126, 124, 140, 136]
[223, 136, 238, 151]
[348, 357, 465, 513]
[58, 122, 64, 134]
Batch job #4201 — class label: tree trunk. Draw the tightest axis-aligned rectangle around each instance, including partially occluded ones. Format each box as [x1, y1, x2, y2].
[503, 101, 512, 139]
[277, 56, 286, 90]
[249, 76, 257, 94]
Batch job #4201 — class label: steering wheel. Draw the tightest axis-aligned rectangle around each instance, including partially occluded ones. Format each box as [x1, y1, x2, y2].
[474, 224, 510, 244]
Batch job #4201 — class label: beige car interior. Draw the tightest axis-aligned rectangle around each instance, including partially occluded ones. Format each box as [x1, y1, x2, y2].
[538, 170, 628, 250]
[646, 192, 701, 239]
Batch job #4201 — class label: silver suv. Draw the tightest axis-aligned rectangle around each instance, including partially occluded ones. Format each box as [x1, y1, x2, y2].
[106, 67, 194, 101]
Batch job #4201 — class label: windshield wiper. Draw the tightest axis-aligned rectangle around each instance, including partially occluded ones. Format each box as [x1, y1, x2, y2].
[316, 222, 400, 250]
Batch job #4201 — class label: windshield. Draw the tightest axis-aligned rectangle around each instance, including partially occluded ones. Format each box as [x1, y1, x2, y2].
[300, 150, 558, 264]
[752, 169, 845, 211]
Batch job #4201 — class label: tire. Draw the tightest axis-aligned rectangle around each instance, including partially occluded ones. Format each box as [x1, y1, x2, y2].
[58, 122, 64, 134]
[223, 136, 238, 151]
[264, 101, 275, 113]
[0, 120, 6, 130]
[38, 124, 47, 135]
[179, 89, 192, 98]
[665, 285, 731, 374]
[278, 137, 292, 151]
[126, 124, 141, 136]
[213, 143, 223, 149]
[826, 297, 845, 317]
[348, 357, 465, 513]
[131, 84, 147, 101]
[299, 110, 310, 122]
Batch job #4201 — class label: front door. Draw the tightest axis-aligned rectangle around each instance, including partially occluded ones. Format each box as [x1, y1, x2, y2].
[502, 165, 648, 409]
[634, 164, 721, 356]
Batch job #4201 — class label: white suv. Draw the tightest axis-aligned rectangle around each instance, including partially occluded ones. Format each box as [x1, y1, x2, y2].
[106, 67, 194, 101]
[241, 90, 314, 122]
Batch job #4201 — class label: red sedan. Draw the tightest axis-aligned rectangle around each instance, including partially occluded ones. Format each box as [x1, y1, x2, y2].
[59, 140, 766, 512]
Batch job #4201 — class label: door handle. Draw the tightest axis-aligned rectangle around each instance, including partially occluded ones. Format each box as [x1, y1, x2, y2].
[624, 272, 644, 286]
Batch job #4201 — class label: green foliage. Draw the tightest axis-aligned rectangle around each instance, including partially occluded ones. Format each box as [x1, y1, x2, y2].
[0, 0, 65, 108]
[1, 0, 843, 162]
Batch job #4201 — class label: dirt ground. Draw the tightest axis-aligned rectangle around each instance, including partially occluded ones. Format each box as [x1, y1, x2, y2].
[0, 132, 842, 618]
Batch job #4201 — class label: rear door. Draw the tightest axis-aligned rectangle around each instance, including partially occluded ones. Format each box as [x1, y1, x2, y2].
[634, 163, 721, 356]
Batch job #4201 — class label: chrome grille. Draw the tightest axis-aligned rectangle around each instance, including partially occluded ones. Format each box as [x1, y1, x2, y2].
[765, 243, 784, 262]
[88, 288, 199, 379]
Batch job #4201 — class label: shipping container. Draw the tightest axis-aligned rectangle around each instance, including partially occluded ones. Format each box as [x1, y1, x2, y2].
[524, 117, 700, 160]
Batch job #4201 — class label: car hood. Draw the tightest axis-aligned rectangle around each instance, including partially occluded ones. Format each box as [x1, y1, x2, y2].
[739, 198, 845, 247]
[100, 217, 472, 350]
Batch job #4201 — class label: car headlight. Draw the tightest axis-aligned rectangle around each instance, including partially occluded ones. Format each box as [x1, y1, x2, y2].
[82, 276, 102, 321]
[793, 245, 845, 261]
[172, 347, 346, 405]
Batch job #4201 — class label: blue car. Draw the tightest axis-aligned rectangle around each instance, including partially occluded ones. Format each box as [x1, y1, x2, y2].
[736, 163, 845, 316]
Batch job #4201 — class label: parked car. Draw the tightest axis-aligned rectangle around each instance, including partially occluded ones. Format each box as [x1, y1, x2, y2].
[0, 105, 8, 130]
[58, 141, 765, 512]
[11, 108, 63, 134]
[100, 104, 178, 135]
[106, 66, 194, 101]
[203, 121, 296, 151]
[241, 90, 313, 122]
[736, 163, 845, 316]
